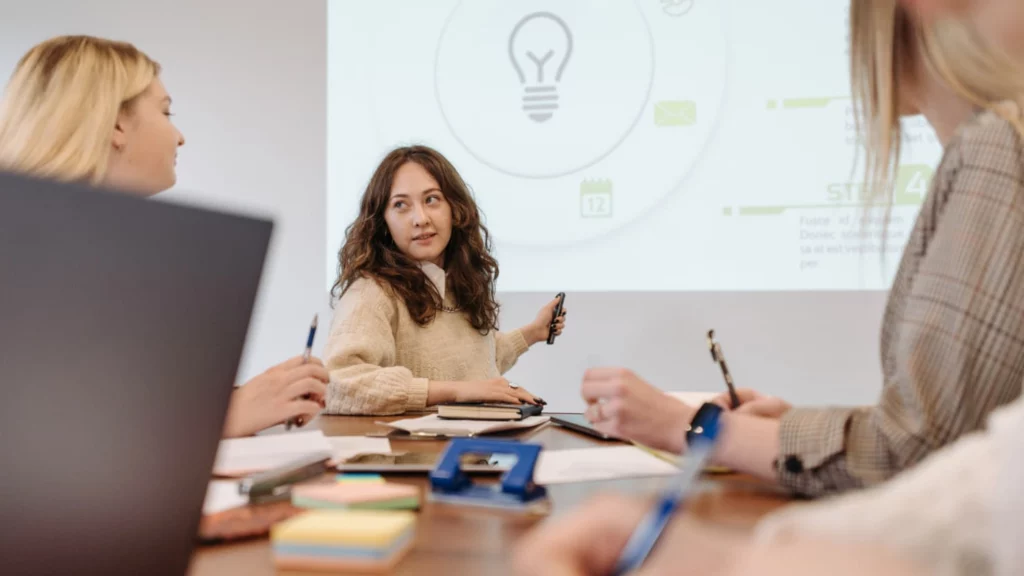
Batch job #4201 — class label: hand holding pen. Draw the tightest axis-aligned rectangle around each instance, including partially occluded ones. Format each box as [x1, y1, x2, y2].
[708, 330, 792, 418]
[286, 314, 320, 430]
[707, 330, 740, 409]
[221, 352, 328, 438]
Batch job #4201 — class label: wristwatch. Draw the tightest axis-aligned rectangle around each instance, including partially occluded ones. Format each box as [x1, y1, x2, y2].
[685, 402, 724, 448]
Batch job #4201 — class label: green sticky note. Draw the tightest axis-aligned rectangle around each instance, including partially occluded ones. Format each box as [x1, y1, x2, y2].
[336, 473, 385, 484]
[654, 100, 697, 126]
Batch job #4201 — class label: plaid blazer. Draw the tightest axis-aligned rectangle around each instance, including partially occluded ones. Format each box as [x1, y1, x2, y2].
[777, 105, 1024, 496]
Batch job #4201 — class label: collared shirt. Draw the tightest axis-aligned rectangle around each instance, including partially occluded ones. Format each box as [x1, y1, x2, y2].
[776, 105, 1024, 496]
[420, 261, 447, 301]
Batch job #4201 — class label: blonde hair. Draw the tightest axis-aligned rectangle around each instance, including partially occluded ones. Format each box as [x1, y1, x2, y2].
[850, 0, 1024, 206]
[0, 35, 160, 185]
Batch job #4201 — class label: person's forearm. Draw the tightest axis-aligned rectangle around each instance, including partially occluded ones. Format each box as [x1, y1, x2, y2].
[427, 381, 457, 406]
[713, 412, 781, 482]
[518, 324, 543, 346]
[326, 368, 426, 415]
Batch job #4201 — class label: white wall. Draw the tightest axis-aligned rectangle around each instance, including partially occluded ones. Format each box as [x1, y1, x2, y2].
[0, 0, 329, 384]
[0, 0, 888, 412]
[500, 291, 887, 410]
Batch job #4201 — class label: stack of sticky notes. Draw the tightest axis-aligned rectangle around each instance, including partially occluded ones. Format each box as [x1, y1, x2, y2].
[292, 482, 420, 510]
[271, 510, 416, 572]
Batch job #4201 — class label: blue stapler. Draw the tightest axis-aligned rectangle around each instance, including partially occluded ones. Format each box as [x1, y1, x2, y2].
[429, 438, 549, 513]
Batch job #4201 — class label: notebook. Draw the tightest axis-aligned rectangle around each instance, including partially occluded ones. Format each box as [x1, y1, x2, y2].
[437, 402, 544, 421]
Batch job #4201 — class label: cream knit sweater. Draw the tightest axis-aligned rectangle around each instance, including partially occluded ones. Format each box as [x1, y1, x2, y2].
[323, 276, 529, 415]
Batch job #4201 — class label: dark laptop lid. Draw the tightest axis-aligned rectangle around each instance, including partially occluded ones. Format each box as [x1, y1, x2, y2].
[0, 172, 273, 575]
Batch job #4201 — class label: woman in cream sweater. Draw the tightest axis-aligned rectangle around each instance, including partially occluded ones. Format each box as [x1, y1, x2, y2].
[324, 145, 567, 415]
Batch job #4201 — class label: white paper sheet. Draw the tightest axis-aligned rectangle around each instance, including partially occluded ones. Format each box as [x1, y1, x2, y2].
[664, 391, 720, 406]
[534, 446, 679, 485]
[212, 430, 333, 477]
[202, 480, 248, 515]
[383, 414, 549, 436]
[327, 436, 392, 460]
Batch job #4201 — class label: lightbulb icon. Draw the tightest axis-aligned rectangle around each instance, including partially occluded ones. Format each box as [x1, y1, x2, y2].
[507, 12, 574, 123]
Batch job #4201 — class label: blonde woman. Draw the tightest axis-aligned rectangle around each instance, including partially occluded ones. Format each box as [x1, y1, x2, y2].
[0, 35, 327, 437]
[518, 2, 1024, 575]
[579, 0, 1024, 497]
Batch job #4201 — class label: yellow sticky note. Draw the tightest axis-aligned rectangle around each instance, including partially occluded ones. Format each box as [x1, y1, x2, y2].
[654, 100, 697, 126]
[272, 510, 415, 547]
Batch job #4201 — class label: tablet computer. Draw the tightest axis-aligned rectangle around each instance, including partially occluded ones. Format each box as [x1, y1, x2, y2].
[550, 414, 620, 441]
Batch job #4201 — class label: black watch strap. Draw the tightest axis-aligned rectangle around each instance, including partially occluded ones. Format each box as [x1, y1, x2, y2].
[686, 402, 724, 448]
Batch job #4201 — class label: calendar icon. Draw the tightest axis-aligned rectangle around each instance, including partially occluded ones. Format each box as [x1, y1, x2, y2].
[580, 179, 613, 218]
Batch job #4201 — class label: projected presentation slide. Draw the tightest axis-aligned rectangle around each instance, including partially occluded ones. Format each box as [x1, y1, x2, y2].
[327, 0, 942, 291]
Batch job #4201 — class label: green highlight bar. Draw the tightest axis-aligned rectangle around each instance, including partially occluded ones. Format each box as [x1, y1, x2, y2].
[782, 97, 835, 109]
[724, 165, 934, 215]
[738, 206, 788, 215]
[728, 203, 878, 216]
[766, 96, 851, 110]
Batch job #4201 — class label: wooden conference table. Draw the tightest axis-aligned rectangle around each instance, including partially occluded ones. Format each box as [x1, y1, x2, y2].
[189, 414, 792, 576]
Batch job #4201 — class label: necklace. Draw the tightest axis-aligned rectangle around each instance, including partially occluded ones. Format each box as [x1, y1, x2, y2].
[439, 304, 461, 313]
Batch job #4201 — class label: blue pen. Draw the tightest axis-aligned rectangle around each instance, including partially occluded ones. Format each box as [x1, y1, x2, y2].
[612, 437, 715, 575]
[285, 314, 318, 430]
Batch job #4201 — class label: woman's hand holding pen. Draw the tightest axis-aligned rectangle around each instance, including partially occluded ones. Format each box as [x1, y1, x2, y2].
[581, 367, 694, 454]
[710, 388, 792, 419]
[514, 493, 924, 576]
[514, 493, 740, 576]
[221, 356, 329, 438]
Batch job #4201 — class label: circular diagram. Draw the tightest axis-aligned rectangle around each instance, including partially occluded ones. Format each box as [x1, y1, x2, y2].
[368, 0, 728, 247]
[436, 5, 654, 178]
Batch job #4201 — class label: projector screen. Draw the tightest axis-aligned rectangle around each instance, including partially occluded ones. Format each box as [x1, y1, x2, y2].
[327, 0, 942, 292]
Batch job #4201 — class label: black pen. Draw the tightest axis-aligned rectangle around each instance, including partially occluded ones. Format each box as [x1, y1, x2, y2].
[286, 314, 318, 430]
[707, 330, 740, 409]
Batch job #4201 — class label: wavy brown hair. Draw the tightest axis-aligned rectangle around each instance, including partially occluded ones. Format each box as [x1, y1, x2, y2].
[332, 145, 500, 333]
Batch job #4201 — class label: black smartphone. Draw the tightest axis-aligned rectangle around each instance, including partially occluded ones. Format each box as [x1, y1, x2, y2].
[547, 292, 566, 345]
[550, 414, 618, 440]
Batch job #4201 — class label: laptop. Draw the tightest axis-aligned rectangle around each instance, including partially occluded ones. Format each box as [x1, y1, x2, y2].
[0, 172, 273, 576]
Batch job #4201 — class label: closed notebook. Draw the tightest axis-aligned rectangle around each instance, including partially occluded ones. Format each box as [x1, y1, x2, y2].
[271, 510, 416, 572]
[291, 482, 419, 510]
[437, 402, 543, 421]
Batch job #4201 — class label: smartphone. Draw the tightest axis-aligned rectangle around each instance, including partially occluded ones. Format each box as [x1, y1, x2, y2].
[550, 414, 619, 441]
[547, 292, 567, 345]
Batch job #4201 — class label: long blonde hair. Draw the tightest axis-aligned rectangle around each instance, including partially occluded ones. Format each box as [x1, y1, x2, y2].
[0, 35, 160, 185]
[850, 0, 1024, 205]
